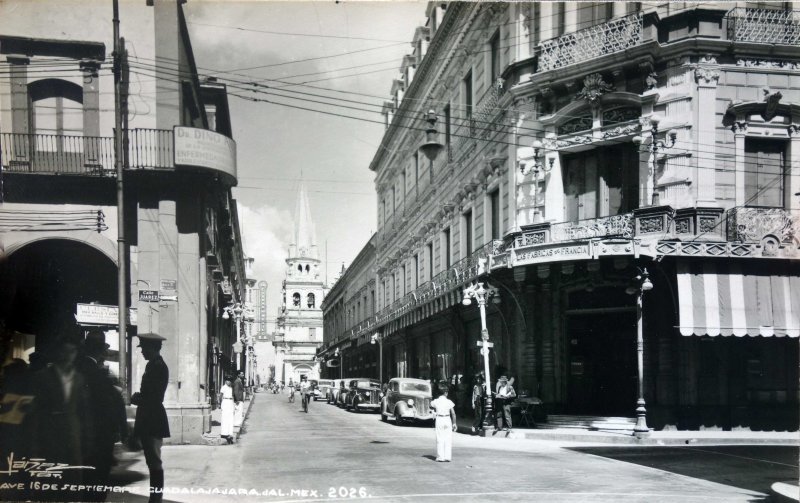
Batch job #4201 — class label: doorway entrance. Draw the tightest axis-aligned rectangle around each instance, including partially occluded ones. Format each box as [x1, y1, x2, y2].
[567, 311, 637, 416]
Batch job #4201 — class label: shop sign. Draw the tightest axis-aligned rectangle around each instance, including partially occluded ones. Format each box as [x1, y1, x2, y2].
[174, 126, 237, 180]
[76, 303, 137, 326]
[514, 243, 591, 266]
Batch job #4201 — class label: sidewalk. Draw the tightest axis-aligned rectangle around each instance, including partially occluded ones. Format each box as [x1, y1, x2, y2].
[454, 416, 799, 446]
[200, 394, 256, 446]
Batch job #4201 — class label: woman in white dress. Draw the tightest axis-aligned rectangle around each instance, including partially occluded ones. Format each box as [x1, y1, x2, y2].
[219, 378, 235, 444]
[430, 383, 457, 462]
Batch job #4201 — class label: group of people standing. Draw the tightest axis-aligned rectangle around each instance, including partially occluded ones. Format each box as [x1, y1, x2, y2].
[218, 371, 245, 444]
[0, 324, 171, 503]
[471, 373, 517, 433]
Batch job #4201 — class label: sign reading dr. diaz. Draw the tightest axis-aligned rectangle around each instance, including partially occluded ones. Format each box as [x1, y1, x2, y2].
[173, 126, 237, 181]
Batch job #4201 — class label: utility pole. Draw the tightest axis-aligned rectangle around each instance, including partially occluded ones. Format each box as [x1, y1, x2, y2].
[113, 0, 129, 402]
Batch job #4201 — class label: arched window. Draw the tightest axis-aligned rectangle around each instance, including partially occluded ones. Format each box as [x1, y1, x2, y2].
[28, 78, 84, 139]
[307, 293, 316, 308]
[305, 264, 310, 273]
[297, 264, 302, 272]
[292, 292, 301, 307]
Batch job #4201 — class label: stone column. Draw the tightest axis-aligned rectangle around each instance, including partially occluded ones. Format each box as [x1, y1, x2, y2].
[80, 60, 101, 137]
[538, 1, 554, 41]
[694, 56, 720, 206]
[7, 55, 30, 135]
[733, 121, 747, 206]
[788, 125, 800, 213]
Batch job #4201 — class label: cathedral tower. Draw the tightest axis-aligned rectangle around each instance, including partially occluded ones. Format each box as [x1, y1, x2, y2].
[274, 182, 324, 383]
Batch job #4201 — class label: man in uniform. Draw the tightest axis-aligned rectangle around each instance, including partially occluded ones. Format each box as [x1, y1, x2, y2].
[131, 333, 170, 503]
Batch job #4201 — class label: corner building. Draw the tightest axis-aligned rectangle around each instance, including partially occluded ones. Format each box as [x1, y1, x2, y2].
[320, 2, 800, 431]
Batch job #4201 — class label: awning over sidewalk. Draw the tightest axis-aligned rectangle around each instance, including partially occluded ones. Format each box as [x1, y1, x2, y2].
[677, 261, 800, 337]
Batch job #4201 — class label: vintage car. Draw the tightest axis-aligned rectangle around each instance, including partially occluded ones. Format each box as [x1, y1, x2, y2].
[335, 379, 350, 407]
[327, 379, 346, 404]
[316, 379, 334, 401]
[343, 378, 382, 412]
[381, 378, 434, 424]
[308, 380, 322, 400]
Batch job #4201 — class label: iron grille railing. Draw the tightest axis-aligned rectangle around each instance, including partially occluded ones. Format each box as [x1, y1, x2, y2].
[0, 132, 115, 176]
[728, 7, 800, 45]
[1, 129, 175, 176]
[538, 13, 643, 72]
[727, 207, 798, 244]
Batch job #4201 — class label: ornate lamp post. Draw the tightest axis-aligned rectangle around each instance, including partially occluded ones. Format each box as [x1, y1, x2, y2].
[371, 332, 384, 383]
[222, 303, 244, 371]
[519, 139, 554, 224]
[633, 114, 677, 206]
[626, 268, 653, 437]
[419, 110, 445, 162]
[334, 347, 343, 380]
[462, 281, 499, 432]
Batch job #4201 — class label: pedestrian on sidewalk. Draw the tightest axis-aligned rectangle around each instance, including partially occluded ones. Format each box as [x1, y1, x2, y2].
[131, 333, 170, 503]
[219, 378, 235, 444]
[471, 374, 485, 433]
[495, 375, 516, 431]
[78, 330, 128, 501]
[430, 382, 457, 462]
[233, 372, 244, 427]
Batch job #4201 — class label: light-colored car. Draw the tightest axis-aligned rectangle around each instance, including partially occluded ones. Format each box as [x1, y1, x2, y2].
[316, 379, 334, 401]
[327, 379, 345, 404]
[381, 378, 434, 425]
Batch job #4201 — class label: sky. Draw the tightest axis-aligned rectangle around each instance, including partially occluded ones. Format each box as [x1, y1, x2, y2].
[182, 1, 426, 329]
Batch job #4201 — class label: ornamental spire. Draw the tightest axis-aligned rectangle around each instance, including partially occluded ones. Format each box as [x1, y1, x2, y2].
[292, 180, 317, 260]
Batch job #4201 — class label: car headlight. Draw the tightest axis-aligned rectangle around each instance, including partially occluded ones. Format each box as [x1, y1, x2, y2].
[407, 399, 414, 407]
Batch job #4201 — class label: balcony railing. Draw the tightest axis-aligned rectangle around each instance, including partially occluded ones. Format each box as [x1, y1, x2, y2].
[357, 240, 503, 338]
[1, 129, 175, 177]
[727, 207, 798, 244]
[728, 7, 800, 45]
[515, 213, 634, 248]
[538, 13, 643, 72]
[1, 132, 115, 176]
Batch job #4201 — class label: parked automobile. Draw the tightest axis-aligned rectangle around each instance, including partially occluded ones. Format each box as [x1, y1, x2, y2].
[315, 379, 334, 401]
[344, 378, 382, 412]
[327, 379, 345, 403]
[381, 378, 434, 425]
[335, 380, 349, 407]
[309, 380, 322, 400]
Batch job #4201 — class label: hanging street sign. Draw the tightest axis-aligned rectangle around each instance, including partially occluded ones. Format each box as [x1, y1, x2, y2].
[139, 290, 160, 302]
[76, 303, 137, 326]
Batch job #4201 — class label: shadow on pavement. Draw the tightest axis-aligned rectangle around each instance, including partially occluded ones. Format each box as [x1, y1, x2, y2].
[566, 445, 797, 498]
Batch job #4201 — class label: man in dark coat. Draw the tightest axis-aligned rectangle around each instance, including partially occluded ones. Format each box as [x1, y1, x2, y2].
[131, 333, 170, 503]
[232, 372, 244, 426]
[78, 330, 128, 502]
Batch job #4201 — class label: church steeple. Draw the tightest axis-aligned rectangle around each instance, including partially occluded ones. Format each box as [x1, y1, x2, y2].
[292, 181, 317, 260]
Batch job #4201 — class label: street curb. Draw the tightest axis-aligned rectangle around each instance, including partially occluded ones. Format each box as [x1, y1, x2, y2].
[200, 395, 256, 446]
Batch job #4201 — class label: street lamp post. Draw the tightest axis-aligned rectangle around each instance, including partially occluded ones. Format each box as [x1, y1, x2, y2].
[371, 332, 384, 383]
[626, 268, 653, 437]
[222, 303, 244, 371]
[334, 347, 343, 380]
[633, 114, 677, 207]
[462, 281, 499, 432]
[519, 139, 554, 224]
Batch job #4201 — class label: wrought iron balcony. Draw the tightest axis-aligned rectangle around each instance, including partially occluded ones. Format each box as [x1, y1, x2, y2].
[538, 13, 643, 72]
[0, 129, 175, 177]
[726, 207, 798, 244]
[728, 7, 800, 45]
[515, 213, 634, 248]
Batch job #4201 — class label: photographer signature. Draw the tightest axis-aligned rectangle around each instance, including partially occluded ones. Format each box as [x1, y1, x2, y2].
[0, 453, 94, 479]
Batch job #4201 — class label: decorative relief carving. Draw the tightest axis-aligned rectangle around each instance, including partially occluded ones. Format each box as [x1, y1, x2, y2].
[699, 217, 717, 234]
[675, 218, 691, 234]
[732, 121, 748, 134]
[558, 115, 593, 135]
[762, 88, 783, 121]
[736, 59, 800, 70]
[693, 55, 720, 85]
[727, 207, 797, 244]
[603, 107, 641, 126]
[550, 214, 633, 242]
[518, 231, 546, 247]
[645, 72, 658, 90]
[602, 123, 641, 139]
[554, 135, 593, 149]
[789, 124, 800, 137]
[576, 73, 614, 103]
[639, 216, 664, 233]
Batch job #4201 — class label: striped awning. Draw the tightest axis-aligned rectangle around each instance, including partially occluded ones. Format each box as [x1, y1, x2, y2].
[677, 261, 800, 337]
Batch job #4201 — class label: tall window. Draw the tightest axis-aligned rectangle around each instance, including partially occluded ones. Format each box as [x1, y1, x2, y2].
[426, 242, 434, 280]
[745, 139, 785, 207]
[413, 254, 419, 288]
[292, 292, 301, 307]
[490, 190, 501, 240]
[307, 293, 316, 308]
[443, 228, 452, 269]
[392, 186, 397, 213]
[401, 265, 407, 296]
[444, 104, 451, 150]
[489, 31, 501, 81]
[463, 210, 473, 256]
[463, 71, 473, 123]
[555, 2, 566, 36]
[563, 144, 638, 222]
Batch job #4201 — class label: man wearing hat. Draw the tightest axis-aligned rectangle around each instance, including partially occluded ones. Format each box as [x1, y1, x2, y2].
[495, 375, 516, 431]
[131, 333, 170, 503]
[78, 330, 128, 501]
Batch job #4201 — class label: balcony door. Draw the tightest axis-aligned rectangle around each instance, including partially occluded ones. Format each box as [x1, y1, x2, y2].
[563, 144, 638, 223]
